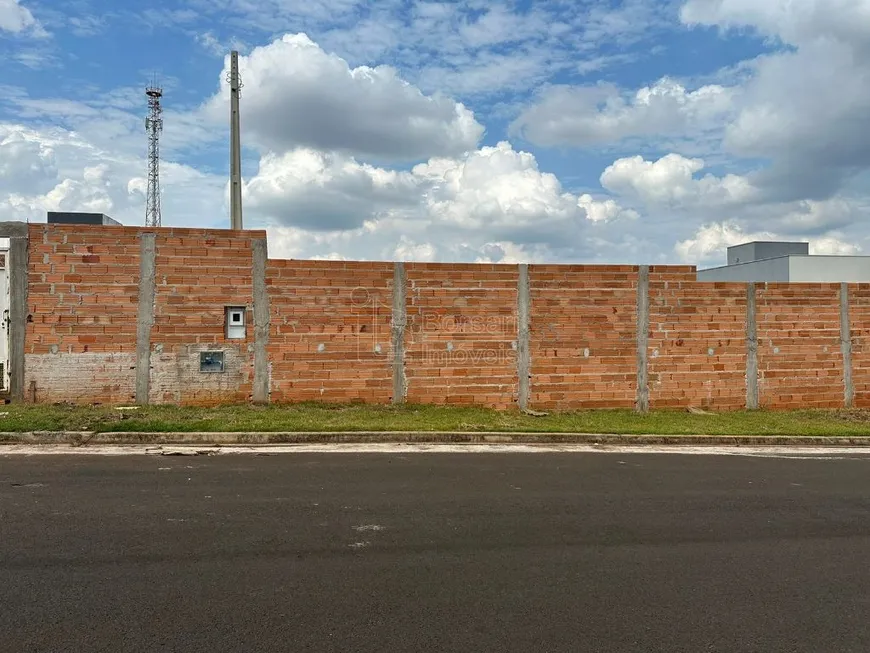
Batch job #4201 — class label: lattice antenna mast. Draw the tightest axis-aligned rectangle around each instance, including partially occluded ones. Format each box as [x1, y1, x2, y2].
[145, 82, 164, 227]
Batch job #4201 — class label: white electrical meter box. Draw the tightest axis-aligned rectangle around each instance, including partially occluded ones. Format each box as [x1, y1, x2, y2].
[226, 306, 246, 339]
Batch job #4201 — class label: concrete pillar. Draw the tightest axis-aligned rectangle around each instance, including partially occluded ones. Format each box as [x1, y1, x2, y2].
[746, 282, 759, 410]
[391, 262, 407, 404]
[252, 238, 270, 404]
[840, 282, 855, 409]
[8, 232, 29, 402]
[517, 264, 531, 411]
[635, 266, 650, 413]
[135, 233, 156, 404]
[229, 51, 244, 230]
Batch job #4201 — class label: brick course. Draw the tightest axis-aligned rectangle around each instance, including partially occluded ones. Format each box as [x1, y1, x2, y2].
[756, 284, 843, 409]
[648, 279, 747, 410]
[267, 260, 394, 404]
[25, 224, 141, 403]
[850, 284, 870, 408]
[529, 266, 639, 410]
[405, 263, 517, 409]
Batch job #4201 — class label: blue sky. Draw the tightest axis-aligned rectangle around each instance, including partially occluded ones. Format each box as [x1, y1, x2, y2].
[2, 0, 870, 265]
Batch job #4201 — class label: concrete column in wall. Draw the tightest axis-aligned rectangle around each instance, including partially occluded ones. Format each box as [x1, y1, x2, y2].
[517, 264, 531, 411]
[391, 262, 407, 404]
[635, 266, 650, 413]
[745, 283, 759, 410]
[1, 222, 30, 402]
[135, 233, 157, 405]
[252, 238, 270, 404]
[840, 283, 855, 409]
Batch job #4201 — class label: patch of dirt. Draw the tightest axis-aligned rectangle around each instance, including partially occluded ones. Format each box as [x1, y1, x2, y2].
[830, 410, 870, 423]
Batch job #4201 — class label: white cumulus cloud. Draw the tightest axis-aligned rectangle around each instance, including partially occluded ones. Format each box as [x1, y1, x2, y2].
[680, 0, 870, 50]
[600, 153, 757, 207]
[471, 241, 537, 264]
[244, 140, 638, 261]
[247, 140, 638, 239]
[244, 148, 419, 231]
[809, 238, 862, 256]
[394, 237, 437, 262]
[675, 221, 774, 264]
[577, 194, 639, 223]
[205, 33, 484, 162]
[512, 78, 734, 146]
[0, 122, 226, 227]
[416, 141, 583, 232]
[0, 0, 44, 35]
[676, 220, 861, 264]
[680, 0, 870, 202]
[0, 124, 57, 192]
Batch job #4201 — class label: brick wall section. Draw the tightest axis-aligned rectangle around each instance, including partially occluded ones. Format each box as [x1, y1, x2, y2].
[756, 283, 843, 409]
[529, 265, 640, 410]
[21, 222, 870, 411]
[267, 260, 394, 403]
[404, 264, 518, 408]
[848, 284, 870, 408]
[649, 278, 747, 409]
[25, 224, 141, 403]
[149, 229, 263, 405]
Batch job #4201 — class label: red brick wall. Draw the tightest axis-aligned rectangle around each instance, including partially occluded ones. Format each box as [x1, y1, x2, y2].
[404, 263, 517, 409]
[649, 278, 747, 410]
[267, 260, 394, 403]
[25, 224, 141, 404]
[149, 230, 260, 405]
[756, 284, 843, 409]
[22, 223, 870, 411]
[529, 265, 639, 410]
[24, 224, 265, 405]
[850, 284, 870, 408]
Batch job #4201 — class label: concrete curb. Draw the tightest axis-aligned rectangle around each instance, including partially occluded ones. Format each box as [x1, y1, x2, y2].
[2, 431, 870, 447]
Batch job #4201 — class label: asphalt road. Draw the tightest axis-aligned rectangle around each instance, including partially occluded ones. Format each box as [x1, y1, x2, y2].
[2, 451, 870, 653]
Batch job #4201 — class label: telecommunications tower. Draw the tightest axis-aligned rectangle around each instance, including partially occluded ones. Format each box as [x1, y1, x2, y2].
[145, 83, 163, 227]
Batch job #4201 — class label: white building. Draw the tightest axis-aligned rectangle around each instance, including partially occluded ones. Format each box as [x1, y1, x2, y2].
[697, 241, 870, 282]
